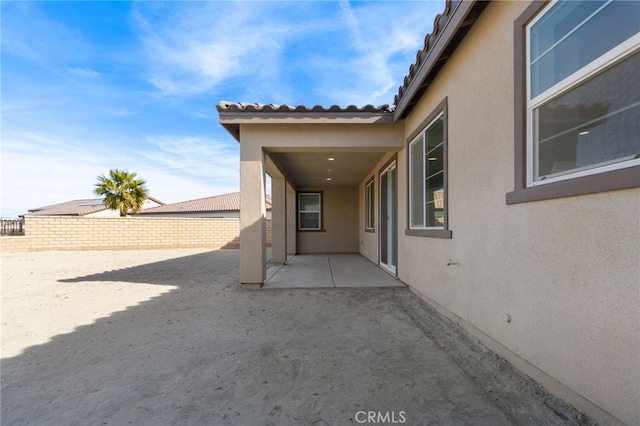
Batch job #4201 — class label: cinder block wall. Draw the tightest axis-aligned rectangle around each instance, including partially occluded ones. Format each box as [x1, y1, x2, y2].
[1, 216, 273, 252]
[0, 236, 31, 252]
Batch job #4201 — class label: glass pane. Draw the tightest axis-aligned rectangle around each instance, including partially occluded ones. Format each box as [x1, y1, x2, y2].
[536, 52, 640, 179]
[299, 194, 320, 212]
[365, 182, 374, 229]
[426, 144, 444, 180]
[410, 138, 424, 227]
[425, 171, 444, 228]
[531, 1, 603, 61]
[425, 117, 444, 153]
[380, 172, 388, 263]
[390, 167, 397, 267]
[530, 0, 639, 97]
[299, 212, 320, 229]
[425, 116, 444, 228]
[426, 202, 436, 228]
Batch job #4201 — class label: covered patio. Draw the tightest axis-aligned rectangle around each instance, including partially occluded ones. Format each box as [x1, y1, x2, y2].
[264, 253, 405, 289]
[217, 102, 404, 288]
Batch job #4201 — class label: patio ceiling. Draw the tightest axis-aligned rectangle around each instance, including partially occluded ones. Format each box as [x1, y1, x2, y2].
[267, 151, 386, 188]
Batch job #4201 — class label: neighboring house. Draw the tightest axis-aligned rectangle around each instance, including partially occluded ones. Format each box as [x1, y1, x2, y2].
[217, 0, 639, 424]
[26, 197, 165, 218]
[137, 192, 272, 219]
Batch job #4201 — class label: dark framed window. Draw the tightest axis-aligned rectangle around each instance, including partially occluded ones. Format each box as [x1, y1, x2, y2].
[507, 0, 640, 204]
[405, 97, 451, 239]
[298, 192, 322, 230]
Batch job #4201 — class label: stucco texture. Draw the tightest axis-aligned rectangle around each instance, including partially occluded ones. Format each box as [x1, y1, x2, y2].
[373, 1, 639, 424]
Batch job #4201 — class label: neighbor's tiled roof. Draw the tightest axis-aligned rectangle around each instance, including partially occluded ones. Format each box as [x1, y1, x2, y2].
[27, 199, 109, 216]
[27, 196, 165, 216]
[139, 192, 272, 215]
[216, 102, 393, 114]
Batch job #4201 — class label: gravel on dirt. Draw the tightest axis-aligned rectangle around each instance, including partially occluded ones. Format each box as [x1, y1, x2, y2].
[1, 249, 593, 425]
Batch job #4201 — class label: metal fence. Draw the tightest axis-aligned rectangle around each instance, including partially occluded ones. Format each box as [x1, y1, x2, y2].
[1, 219, 25, 236]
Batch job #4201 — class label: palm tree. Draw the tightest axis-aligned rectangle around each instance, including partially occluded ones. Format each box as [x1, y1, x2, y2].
[94, 169, 149, 217]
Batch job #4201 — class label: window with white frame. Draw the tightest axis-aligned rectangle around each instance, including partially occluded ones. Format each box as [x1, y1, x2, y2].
[409, 113, 446, 230]
[298, 192, 321, 230]
[365, 179, 374, 231]
[527, 0, 640, 186]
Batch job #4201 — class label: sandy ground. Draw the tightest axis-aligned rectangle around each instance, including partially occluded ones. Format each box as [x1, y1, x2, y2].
[1, 249, 593, 425]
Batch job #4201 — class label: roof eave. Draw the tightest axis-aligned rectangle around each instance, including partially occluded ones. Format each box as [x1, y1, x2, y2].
[220, 122, 241, 142]
[217, 103, 395, 142]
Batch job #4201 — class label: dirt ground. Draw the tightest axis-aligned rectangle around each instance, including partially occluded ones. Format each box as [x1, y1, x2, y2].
[1, 249, 593, 425]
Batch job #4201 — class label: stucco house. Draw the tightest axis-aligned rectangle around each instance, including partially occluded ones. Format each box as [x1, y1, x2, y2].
[217, 0, 639, 424]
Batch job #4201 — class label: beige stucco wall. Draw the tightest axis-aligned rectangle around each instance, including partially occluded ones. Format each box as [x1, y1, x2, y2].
[297, 186, 359, 254]
[368, 1, 640, 424]
[239, 123, 404, 150]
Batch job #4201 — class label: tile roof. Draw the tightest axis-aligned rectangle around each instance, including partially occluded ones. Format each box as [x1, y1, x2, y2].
[27, 199, 110, 216]
[217, 0, 485, 123]
[27, 197, 165, 216]
[216, 102, 393, 114]
[139, 192, 272, 215]
[394, 0, 454, 107]
[393, 0, 488, 117]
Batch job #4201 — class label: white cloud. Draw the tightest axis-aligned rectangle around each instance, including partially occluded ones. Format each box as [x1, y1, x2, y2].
[339, 0, 366, 52]
[0, 0, 446, 218]
[0, 131, 240, 217]
[1, 2, 96, 66]
[128, 1, 442, 106]
[136, 135, 239, 186]
[1, 132, 110, 215]
[131, 2, 292, 97]
[315, 1, 445, 106]
[69, 67, 101, 78]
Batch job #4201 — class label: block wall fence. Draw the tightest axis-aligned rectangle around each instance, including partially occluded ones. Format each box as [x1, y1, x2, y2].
[0, 216, 273, 252]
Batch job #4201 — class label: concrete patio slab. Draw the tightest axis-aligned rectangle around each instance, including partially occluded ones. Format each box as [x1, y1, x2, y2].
[265, 254, 334, 288]
[329, 254, 404, 288]
[264, 254, 405, 289]
[1, 249, 593, 425]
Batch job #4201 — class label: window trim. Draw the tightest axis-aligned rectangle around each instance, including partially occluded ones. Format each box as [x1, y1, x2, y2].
[297, 192, 323, 231]
[507, 0, 640, 205]
[405, 97, 452, 239]
[364, 177, 375, 233]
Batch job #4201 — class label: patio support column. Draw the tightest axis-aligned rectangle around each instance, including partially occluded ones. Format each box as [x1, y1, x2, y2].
[286, 182, 297, 255]
[271, 176, 287, 265]
[240, 143, 266, 289]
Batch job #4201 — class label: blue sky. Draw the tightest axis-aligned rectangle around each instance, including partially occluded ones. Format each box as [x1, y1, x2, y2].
[1, 0, 443, 218]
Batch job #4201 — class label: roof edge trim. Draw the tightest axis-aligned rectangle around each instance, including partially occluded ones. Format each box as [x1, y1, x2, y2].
[393, 0, 486, 119]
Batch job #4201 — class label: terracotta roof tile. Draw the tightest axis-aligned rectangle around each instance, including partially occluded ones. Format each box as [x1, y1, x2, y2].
[216, 102, 393, 114]
[394, 0, 454, 107]
[139, 192, 272, 215]
[27, 197, 165, 216]
[27, 199, 109, 216]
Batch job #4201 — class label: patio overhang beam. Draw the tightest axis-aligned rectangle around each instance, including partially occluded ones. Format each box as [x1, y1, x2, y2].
[217, 102, 396, 142]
